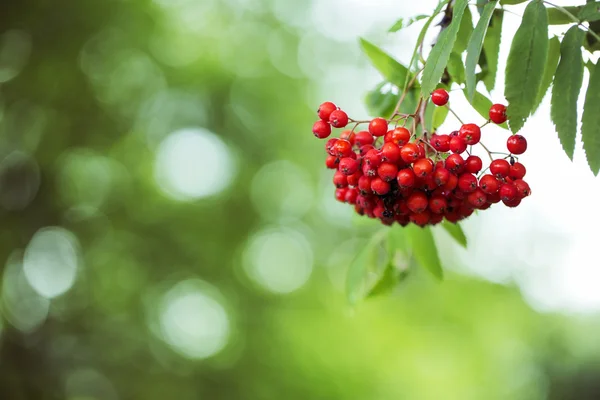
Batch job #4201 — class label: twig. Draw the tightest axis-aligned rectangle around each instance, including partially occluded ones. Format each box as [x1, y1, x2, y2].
[543, 0, 600, 43]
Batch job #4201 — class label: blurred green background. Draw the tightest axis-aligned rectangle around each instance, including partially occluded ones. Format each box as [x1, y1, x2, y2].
[2, 0, 600, 399]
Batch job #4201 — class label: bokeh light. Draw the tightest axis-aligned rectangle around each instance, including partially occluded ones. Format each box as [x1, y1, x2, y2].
[158, 279, 231, 360]
[154, 128, 236, 201]
[0, 29, 31, 83]
[65, 368, 118, 400]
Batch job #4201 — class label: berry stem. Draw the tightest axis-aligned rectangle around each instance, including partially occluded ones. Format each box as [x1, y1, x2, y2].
[478, 141, 494, 163]
[543, 1, 600, 43]
[447, 106, 464, 125]
[480, 120, 490, 129]
[390, 68, 424, 119]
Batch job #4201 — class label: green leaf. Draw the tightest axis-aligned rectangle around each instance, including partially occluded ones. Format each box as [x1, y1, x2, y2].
[433, 105, 450, 129]
[421, 0, 469, 97]
[389, 14, 429, 32]
[533, 36, 561, 113]
[466, 1, 498, 101]
[551, 26, 585, 160]
[346, 230, 389, 304]
[453, 5, 474, 54]
[582, 61, 600, 175]
[548, 6, 582, 24]
[580, 2, 600, 22]
[482, 9, 503, 92]
[365, 82, 400, 119]
[359, 38, 411, 87]
[505, 1, 549, 133]
[403, 0, 450, 92]
[463, 88, 508, 129]
[441, 221, 467, 248]
[447, 52, 466, 84]
[405, 225, 443, 280]
[500, 0, 527, 4]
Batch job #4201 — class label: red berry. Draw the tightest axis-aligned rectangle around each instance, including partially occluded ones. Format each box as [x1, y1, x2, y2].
[333, 171, 348, 188]
[429, 196, 447, 214]
[358, 176, 372, 195]
[355, 131, 374, 146]
[347, 171, 361, 186]
[312, 120, 331, 139]
[413, 158, 434, 178]
[334, 139, 353, 158]
[381, 142, 402, 164]
[509, 162, 527, 179]
[365, 149, 382, 167]
[407, 191, 428, 213]
[489, 104, 507, 124]
[362, 162, 377, 177]
[410, 210, 431, 227]
[479, 174, 499, 194]
[449, 136, 468, 154]
[339, 130, 356, 145]
[325, 138, 338, 155]
[430, 134, 451, 152]
[465, 155, 483, 174]
[433, 167, 451, 186]
[397, 168, 416, 188]
[499, 183, 517, 202]
[431, 89, 449, 106]
[445, 154, 465, 173]
[371, 177, 391, 195]
[400, 143, 420, 163]
[503, 197, 521, 208]
[318, 102, 337, 121]
[442, 173, 458, 191]
[459, 123, 481, 145]
[389, 127, 411, 146]
[339, 157, 359, 175]
[359, 144, 375, 156]
[369, 118, 388, 137]
[490, 159, 510, 177]
[513, 179, 531, 198]
[457, 173, 478, 193]
[335, 188, 348, 202]
[467, 189, 487, 209]
[325, 155, 339, 169]
[507, 135, 527, 155]
[377, 162, 398, 182]
[329, 110, 349, 128]
[345, 188, 358, 204]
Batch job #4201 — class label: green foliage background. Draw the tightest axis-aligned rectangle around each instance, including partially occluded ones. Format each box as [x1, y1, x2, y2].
[1, 0, 600, 399]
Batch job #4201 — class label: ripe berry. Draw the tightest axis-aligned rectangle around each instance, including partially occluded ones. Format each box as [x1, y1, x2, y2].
[503, 197, 521, 208]
[465, 155, 483, 174]
[449, 136, 468, 154]
[413, 158, 434, 178]
[325, 138, 338, 155]
[457, 173, 478, 193]
[359, 144, 375, 156]
[389, 127, 411, 146]
[400, 143, 420, 163]
[362, 162, 377, 177]
[430, 134, 451, 152]
[433, 167, 451, 186]
[431, 89, 449, 106]
[381, 142, 402, 164]
[333, 139, 353, 158]
[377, 162, 398, 182]
[313, 120, 331, 139]
[339, 157, 359, 175]
[358, 176, 372, 195]
[347, 171, 361, 186]
[329, 110, 349, 128]
[371, 177, 391, 195]
[407, 191, 428, 213]
[365, 149, 382, 167]
[335, 188, 348, 202]
[369, 118, 388, 137]
[339, 130, 356, 145]
[459, 123, 481, 145]
[513, 179, 531, 198]
[499, 183, 517, 202]
[509, 162, 527, 179]
[345, 188, 358, 204]
[489, 104, 507, 124]
[442, 173, 458, 191]
[325, 155, 339, 169]
[507, 135, 527, 155]
[397, 168, 416, 188]
[445, 154, 465, 173]
[467, 189, 487, 209]
[490, 159, 510, 177]
[410, 210, 431, 227]
[429, 196, 447, 214]
[318, 102, 337, 121]
[333, 171, 348, 188]
[355, 131, 374, 147]
[479, 174, 499, 194]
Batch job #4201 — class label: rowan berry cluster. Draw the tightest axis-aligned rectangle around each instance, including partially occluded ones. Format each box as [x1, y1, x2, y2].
[312, 89, 531, 227]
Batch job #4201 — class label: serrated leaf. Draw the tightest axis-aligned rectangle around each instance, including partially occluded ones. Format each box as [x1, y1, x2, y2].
[433, 105, 450, 129]
[421, 0, 469, 96]
[453, 5, 474, 54]
[582, 62, 600, 175]
[406, 225, 443, 280]
[533, 36, 561, 113]
[447, 52, 466, 84]
[389, 14, 429, 32]
[505, 1, 549, 133]
[482, 9, 503, 92]
[365, 82, 400, 119]
[463, 88, 508, 129]
[580, 2, 600, 22]
[551, 26, 585, 160]
[548, 6, 581, 24]
[360, 38, 411, 87]
[466, 1, 498, 101]
[441, 221, 467, 248]
[403, 0, 451, 92]
[346, 230, 389, 304]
